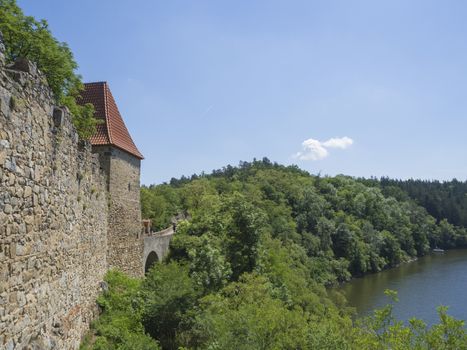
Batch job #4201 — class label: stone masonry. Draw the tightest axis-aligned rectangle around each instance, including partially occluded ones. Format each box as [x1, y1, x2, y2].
[0, 55, 109, 349]
[0, 33, 152, 348]
[93, 146, 143, 277]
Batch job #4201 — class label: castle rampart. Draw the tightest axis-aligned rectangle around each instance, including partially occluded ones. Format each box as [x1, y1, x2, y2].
[0, 30, 174, 348]
[0, 50, 109, 348]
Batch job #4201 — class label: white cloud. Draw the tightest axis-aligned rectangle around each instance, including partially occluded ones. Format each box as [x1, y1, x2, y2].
[294, 136, 353, 161]
[322, 136, 353, 149]
[294, 138, 329, 160]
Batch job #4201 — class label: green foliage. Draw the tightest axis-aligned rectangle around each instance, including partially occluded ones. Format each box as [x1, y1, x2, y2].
[188, 234, 232, 292]
[86, 159, 467, 349]
[80, 270, 159, 350]
[223, 193, 266, 280]
[190, 274, 312, 350]
[141, 185, 180, 230]
[361, 177, 467, 230]
[354, 291, 467, 349]
[0, 0, 98, 138]
[85, 268, 467, 349]
[132, 159, 467, 348]
[142, 262, 198, 350]
[144, 160, 467, 280]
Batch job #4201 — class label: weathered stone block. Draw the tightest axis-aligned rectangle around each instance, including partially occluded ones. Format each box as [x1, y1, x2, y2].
[4, 204, 12, 214]
[4, 158, 16, 172]
[7, 58, 37, 76]
[0, 149, 6, 165]
[8, 173, 15, 186]
[0, 92, 11, 120]
[23, 186, 32, 198]
[15, 243, 28, 256]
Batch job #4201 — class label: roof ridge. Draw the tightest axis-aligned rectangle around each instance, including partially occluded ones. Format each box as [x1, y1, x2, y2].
[103, 82, 113, 144]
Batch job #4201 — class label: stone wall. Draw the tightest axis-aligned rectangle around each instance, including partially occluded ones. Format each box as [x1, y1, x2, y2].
[93, 146, 143, 277]
[0, 55, 108, 348]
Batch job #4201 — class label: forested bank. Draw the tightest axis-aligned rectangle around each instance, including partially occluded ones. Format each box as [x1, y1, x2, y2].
[359, 177, 467, 229]
[82, 159, 467, 349]
[142, 158, 467, 278]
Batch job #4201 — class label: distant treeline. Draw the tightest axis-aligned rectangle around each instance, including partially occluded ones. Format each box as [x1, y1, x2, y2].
[168, 160, 467, 229]
[359, 177, 467, 228]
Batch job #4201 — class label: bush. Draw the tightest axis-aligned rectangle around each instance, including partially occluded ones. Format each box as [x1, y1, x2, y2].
[80, 270, 159, 350]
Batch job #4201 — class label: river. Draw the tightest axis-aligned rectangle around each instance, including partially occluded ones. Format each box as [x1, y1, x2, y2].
[340, 249, 467, 325]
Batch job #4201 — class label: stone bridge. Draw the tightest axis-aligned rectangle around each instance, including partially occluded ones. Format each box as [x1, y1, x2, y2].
[142, 224, 176, 273]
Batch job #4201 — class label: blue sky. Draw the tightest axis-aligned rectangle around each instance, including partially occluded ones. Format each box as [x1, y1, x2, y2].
[18, 0, 467, 184]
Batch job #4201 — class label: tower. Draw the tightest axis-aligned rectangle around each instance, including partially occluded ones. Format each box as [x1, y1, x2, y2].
[78, 82, 144, 276]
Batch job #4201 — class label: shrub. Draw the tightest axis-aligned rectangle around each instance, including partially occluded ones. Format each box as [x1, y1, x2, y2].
[80, 270, 159, 350]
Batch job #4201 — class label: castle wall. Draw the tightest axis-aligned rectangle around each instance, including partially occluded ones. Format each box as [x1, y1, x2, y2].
[93, 146, 143, 277]
[0, 58, 109, 348]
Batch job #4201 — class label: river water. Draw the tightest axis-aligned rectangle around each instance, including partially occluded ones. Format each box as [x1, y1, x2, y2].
[340, 249, 467, 325]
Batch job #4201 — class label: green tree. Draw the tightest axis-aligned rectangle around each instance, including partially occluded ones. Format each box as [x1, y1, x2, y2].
[142, 262, 198, 350]
[0, 0, 98, 138]
[223, 193, 266, 280]
[438, 219, 458, 249]
[295, 186, 327, 233]
[141, 185, 180, 230]
[380, 230, 404, 266]
[189, 274, 311, 350]
[188, 234, 231, 293]
[315, 216, 335, 252]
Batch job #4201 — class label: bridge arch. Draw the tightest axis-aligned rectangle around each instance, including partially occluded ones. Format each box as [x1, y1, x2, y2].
[144, 251, 159, 273]
[142, 227, 175, 273]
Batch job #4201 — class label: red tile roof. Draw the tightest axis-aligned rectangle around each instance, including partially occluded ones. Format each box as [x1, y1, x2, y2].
[77, 82, 144, 159]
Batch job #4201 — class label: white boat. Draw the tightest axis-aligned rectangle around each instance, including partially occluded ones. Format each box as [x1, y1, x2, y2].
[433, 248, 445, 253]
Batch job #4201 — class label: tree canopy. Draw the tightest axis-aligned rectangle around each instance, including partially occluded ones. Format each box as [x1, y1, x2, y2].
[360, 177, 467, 229]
